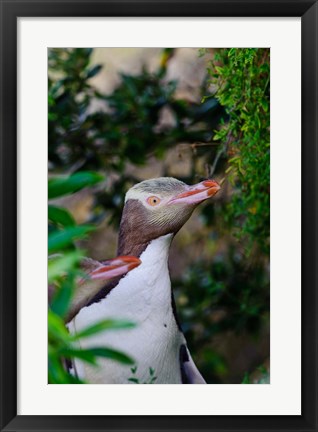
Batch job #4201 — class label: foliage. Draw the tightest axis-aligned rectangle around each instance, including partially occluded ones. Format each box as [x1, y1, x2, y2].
[174, 248, 269, 383]
[128, 366, 158, 384]
[207, 48, 270, 254]
[48, 48, 225, 225]
[48, 171, 104, 199]
[48, 48, 223, 170]
[175, 48, 270, 382]
[48, 172, 135, 384]
[242, 365, 270, 384]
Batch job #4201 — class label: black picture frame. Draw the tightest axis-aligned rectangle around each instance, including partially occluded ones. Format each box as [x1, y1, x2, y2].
[0, 1, 317, 431]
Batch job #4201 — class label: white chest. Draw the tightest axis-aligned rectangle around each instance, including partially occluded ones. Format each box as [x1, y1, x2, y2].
[69, 234, 185, 384]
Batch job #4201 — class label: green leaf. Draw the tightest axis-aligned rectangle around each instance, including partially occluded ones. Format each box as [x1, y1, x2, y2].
[86, 64, 103, 79]
[242, 372, 250, 384]
[48, 205, 75, 227]
[128, 377, 139, 384]
[150, 376, 157, 383]
[257, 365, 267, 375]
[215, 66, 224, 75]
[48, 251, 82, 282]
[48, 310, 71, 343]
[48, 354, 84, 384]
[48, 171, 104, 199]
[149, 367, 155, 376]
[50, 273, 75, 318]
[48, 225, 94, 253]
[72, 319, 136, 339]
[48, 355, 69, 383]
[60, 347, 134, 365]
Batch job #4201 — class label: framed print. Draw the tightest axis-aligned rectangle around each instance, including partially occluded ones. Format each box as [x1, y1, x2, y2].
[0, 0, 317, 431]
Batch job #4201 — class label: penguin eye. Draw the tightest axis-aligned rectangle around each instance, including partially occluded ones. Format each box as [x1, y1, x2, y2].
[147, 196, 161, 206]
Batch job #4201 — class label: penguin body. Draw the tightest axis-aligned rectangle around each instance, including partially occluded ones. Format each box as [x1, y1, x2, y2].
[69, 177, 220, 384]
[49, 255, 141, 323]
[69, 234, 187, 383]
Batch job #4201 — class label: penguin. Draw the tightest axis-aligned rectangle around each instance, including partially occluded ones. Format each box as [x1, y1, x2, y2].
[49, 256, 141, 322]
[68, 177, 220, 384]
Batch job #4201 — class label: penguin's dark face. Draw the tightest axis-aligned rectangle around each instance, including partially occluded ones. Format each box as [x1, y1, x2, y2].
[118, 177, 220, 256]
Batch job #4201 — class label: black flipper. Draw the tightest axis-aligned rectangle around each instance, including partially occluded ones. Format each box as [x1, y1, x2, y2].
[179, 344, 206, 384]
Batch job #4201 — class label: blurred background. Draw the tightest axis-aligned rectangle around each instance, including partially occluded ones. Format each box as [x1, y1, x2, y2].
[48, 47, 270, 384]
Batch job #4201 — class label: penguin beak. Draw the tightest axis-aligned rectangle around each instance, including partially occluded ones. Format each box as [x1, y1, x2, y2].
[89, 256, 141, 280]
[168, 179, 221, 205]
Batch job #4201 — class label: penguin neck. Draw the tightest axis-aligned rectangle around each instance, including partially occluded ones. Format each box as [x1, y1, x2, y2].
[111, 233, 175, 316]
[117, 238, 151, 260]
[140, 231, 172, 268]
[117, 199, 178, 259]
[117, 220, 153, 259]
[128, 233, 173, 298]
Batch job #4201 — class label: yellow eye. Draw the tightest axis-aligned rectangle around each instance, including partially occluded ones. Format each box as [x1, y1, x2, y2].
[147, 196, 161, 206]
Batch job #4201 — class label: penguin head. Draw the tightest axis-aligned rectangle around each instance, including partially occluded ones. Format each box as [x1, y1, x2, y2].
[118, 177, 220, 256]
